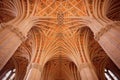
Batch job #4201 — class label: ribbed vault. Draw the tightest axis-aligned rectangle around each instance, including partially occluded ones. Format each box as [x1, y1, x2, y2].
[41, 57, 80, 80]
[0, 0, 120, 80]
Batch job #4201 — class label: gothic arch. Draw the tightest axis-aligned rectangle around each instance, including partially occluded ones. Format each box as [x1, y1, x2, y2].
[41, 57, 80, 80]
[0, 0, 120, 80]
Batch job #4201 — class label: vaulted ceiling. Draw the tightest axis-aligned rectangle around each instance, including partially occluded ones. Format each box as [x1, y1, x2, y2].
[0, 0, 120, 80]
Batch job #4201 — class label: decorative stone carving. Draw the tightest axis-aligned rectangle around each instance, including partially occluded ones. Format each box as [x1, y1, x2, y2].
[10, 27, 27, 41]
[94, 21, 120, 41]
[57, 11, 64, 26]
[0, 23, 27, 41]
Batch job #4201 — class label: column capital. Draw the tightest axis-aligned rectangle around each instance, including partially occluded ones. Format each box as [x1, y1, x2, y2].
[30, 63, 42, 72]
[10, 27, 27, 41]
[79, 63, 90, 70]
[0, 23, 27, 42]
[94, 21, 120, 41]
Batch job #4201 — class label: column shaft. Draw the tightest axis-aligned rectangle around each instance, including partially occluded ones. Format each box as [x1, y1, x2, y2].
[98, 28, 120, 68]
[79, 63, 98, 80]
[25, 63, 42, 80]
[95, 22, 120, 69]
[26, 68, 41, 80]
[90, 21, 120, 69]
[0, 28, 23, 70]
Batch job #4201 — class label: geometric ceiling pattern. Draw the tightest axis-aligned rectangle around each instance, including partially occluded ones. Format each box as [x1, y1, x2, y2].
[0, 0, 120, 80]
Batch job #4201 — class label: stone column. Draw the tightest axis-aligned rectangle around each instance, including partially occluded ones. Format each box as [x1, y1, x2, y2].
[0, 24, 27, 71]
[94, 21, 120, 69]
[79, 63, 98, 80]
[25, 63, 42, 80]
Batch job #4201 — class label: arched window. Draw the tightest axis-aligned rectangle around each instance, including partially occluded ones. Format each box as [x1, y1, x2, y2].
[2, 69, 16, 80]
[104, 69, 118, 80]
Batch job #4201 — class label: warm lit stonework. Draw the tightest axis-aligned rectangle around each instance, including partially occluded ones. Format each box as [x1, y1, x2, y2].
[0, 0, 120, 80]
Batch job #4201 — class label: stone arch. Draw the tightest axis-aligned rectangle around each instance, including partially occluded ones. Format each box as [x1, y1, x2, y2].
[41, 56, 81, 80]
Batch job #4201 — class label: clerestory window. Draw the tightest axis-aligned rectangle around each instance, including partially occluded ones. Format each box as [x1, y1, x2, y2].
[104, 69, 118, 80]
[2, 69, 16, 80]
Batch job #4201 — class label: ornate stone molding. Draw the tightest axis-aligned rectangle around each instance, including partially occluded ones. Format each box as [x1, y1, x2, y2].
[57, 11, 64, 26]
[10, 27, 27, 41]
[0, 23, 27, 41]
[30, 63, 42, 72]
[94, 21, 120, 41]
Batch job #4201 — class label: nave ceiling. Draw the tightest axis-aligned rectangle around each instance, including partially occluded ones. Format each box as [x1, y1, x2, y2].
[0, 0, 120, 80]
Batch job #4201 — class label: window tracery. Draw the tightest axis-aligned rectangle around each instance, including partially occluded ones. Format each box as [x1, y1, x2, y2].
[104, 69, 118, 80]
[2, 69, 16, 80]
